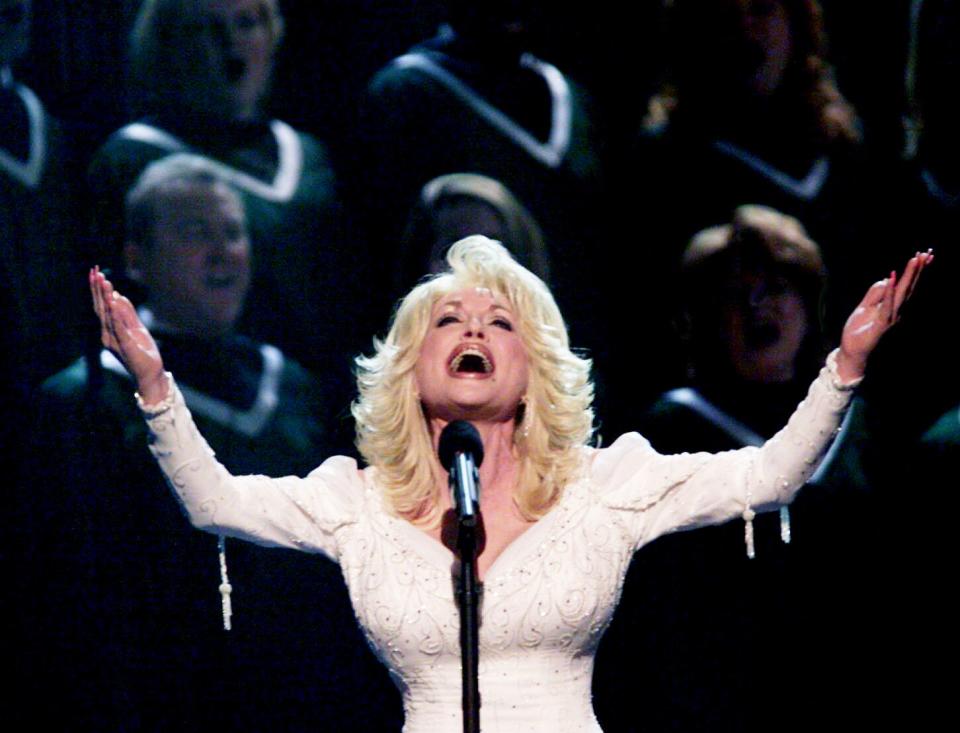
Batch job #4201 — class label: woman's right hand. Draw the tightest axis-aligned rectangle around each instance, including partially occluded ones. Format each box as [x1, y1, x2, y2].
[89, 266, 169, 404]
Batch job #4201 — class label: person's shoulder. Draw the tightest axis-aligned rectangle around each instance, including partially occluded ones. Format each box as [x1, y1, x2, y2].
[40, 357, 89, 398]
[97, 118, 169, 153]
[589, 432, 656, 483]
[921, 404, 960, 450]
[274, 119, 331, 161]
[638, 388, 750, 454]
[302, 455, 370, 515]
[37, 353, 140, 426]
[641, 388, 701, 430]
[88, 119, 173, 183]
[366, 46, 450, 101]
[272, 344, 311, 382]
[270, 342, 330, 404]
[40, 354, 131, 402]
[244, 336, 320, 394]
[308, 453, 363, 479]
[219, 334, 326, 412]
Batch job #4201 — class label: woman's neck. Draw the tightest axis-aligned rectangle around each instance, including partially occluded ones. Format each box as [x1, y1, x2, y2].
[428, 416, 521, 508]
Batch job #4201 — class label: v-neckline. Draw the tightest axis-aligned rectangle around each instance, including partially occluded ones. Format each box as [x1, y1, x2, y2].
[381, 485, 567, 585]
[391, 51, 573, 169]
[117, 119, 304, 202]
[712, 138, 831, 201]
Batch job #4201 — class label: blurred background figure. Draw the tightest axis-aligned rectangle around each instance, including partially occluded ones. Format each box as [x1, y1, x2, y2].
[642, 204, 827, 449]
[87, 0, 365, 399]
[391, 169, 619, 421]
[844, 1, 960, 582]
[619, 0, 893, 403]
[354, 1, 610, 360]
[846, 8, 960, 721]
[5, 1, 951, 729]
[1, 0, 86, 410]
[396, 171, 551, 296]
[16, 155, 400, 731]
[595, 205, 889, 733]
[871, 0, 960, 429]
[903, 0, 960, 196]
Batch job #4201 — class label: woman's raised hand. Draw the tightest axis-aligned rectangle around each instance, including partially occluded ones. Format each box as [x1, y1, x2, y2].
[89, 266, 169, 404]
[835, 250, 934, 382]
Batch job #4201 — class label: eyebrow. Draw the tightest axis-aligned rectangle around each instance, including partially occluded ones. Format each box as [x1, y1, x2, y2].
[437, 299, 512, 314]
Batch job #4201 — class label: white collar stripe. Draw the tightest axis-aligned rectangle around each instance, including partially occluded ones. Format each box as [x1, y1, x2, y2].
[920, 167, 960, 208]
[392, 52, 572, 169]
[118, 120, 303, 202]
[713, 139, 830, 200]
[0, 83, 47, 189]
[662, 387, 764, 447]
[100, 344, 284, 438]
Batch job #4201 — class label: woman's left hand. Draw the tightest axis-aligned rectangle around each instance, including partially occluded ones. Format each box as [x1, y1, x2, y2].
[836, 250, 933, 382]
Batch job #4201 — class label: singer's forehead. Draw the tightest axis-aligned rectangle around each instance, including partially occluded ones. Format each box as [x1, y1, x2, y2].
[433, 288, 512, 314]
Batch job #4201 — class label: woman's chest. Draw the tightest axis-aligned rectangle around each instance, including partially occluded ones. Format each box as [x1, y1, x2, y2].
[335, 488, 637, 676]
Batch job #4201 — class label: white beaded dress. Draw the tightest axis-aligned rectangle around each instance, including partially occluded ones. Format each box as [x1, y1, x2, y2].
[143, 356, 854, 732]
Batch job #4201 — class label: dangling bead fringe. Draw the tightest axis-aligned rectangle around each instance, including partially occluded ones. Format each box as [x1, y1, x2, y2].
[742, 509, 756, 560]
[779, 506, 792, 544]
[218, 536, 233, 631]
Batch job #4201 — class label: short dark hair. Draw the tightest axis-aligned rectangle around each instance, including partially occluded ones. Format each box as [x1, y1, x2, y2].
[124, 154, 242, 247]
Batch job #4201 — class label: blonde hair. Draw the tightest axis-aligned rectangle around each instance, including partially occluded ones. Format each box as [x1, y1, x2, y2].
[352, 236, 594, 527]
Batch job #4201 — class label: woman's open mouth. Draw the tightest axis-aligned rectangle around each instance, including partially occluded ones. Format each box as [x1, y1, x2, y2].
[448, 344, 494, 376]
[744, 321, 781, 349]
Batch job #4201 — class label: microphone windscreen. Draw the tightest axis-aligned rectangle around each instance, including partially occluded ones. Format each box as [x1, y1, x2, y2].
[438, 420, 485, 471]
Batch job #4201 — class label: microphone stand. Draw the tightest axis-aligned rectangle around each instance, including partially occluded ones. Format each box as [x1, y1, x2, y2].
[449, 452, 481, 733]
[455, 510, 481, 733]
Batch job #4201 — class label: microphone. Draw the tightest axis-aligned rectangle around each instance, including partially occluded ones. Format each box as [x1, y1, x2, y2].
[438, 420, 484, 526]
[438, 422, 484, 730]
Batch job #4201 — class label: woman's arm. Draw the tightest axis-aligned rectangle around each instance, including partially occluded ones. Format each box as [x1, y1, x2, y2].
[140, 378, 360, 557]
[89, 269, 360, 559]
[599, 252, 932, 549]
[599, 353, 853, 546]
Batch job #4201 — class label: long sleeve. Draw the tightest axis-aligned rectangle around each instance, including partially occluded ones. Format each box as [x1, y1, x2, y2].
[594, 350, 858, 551]
[141, 375, 362, 562]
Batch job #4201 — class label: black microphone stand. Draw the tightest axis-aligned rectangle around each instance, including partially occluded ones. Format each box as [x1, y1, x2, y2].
[454, 509, 481, 733]
[440, 423, 484, 733]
